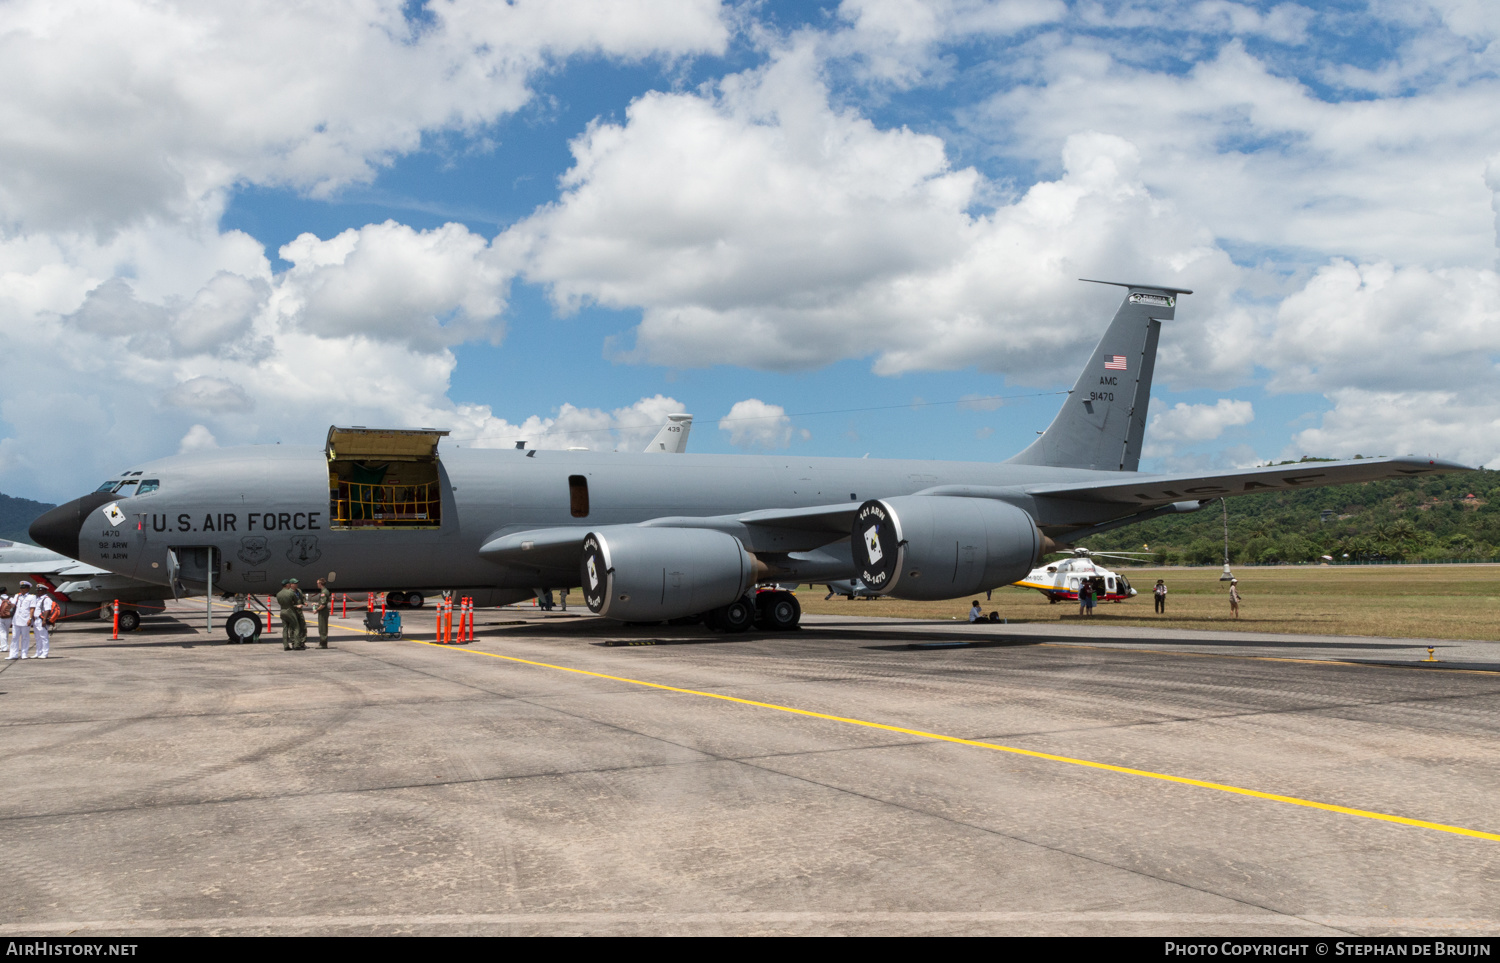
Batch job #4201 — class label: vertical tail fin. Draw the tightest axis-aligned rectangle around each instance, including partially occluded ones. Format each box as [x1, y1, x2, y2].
[642, 413, 693, 453]
[1005, 280, 1190, 472]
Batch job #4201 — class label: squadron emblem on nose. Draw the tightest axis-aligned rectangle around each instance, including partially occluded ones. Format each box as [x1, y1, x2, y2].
[286, 535, 321, 566]
[237, 536, 271, 566]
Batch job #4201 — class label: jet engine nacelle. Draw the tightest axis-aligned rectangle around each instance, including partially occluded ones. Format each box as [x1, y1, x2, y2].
[851, 495, 1041, 600]
[580, 526, 755, 621]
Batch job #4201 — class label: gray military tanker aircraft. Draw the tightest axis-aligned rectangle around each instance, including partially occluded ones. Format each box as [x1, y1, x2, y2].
[0, 537, 180, 629]
[30, 280, 1467, 636]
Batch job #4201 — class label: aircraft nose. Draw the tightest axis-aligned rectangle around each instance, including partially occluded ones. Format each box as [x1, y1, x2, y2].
[29, 492, 117, 559]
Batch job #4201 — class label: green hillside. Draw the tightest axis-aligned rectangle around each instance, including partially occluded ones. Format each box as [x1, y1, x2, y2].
[1084, 462, 1500, 565]
[0, 492, 55, 545]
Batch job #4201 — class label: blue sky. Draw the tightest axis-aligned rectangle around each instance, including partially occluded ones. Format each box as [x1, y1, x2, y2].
[1, 0, 1497, 500]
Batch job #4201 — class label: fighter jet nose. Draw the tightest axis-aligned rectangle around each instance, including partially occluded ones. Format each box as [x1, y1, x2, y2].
[29, 493, 116, 559]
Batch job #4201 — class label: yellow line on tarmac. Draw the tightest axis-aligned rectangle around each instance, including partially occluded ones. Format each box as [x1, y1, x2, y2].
[405, 637, 1500, 843]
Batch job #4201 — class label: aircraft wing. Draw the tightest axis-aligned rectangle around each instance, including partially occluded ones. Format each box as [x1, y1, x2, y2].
[0, 559, 111, 577]
[480, 502, 863, 574]
[478, 527, 590, 570]
[1023, 456, 1471, 506]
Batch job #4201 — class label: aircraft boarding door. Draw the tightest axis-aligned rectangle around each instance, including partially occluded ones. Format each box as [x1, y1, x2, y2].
[166, 546, 219, 600]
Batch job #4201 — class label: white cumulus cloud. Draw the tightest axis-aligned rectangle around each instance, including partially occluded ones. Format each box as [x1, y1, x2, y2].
[1144, 398, 1255, 456]
[513, 44, 1235, 386]
[178, 424, 219, 453]
[719, 399, 796, 449]
[0, 0, 730, 232]
[278, 221, 514, 351]
[1288, 390, 1500, 470]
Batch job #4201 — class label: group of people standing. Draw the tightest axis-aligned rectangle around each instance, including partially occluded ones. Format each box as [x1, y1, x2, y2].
[1151, 577, 1241, 617]
[273, 577, 333, 650]
[3, 581, 59, 660]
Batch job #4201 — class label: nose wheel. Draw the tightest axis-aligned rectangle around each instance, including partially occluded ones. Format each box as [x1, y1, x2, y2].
[224, 610, 262, 644]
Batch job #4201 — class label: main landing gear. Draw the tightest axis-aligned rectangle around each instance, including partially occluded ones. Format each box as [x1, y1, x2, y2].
[703, 590, 801, 634]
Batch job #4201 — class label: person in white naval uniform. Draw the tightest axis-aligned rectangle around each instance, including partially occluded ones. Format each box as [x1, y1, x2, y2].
[8, 581, 36, 659]
[31, 591, 56, 658]
[0, 587, 13, 651]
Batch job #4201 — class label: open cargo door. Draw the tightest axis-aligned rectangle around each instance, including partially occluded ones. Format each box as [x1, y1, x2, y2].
[326, 427, 451, 531]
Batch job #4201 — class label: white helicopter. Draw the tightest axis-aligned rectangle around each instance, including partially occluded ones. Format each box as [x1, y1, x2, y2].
[1012, 548, 1153, 604]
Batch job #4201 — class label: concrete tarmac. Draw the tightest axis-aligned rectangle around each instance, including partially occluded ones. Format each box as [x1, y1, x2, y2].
[2, 600, 1498, 937]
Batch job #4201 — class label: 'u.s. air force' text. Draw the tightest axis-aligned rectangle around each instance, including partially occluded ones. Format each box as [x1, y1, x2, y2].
[144, 512, 322, 533]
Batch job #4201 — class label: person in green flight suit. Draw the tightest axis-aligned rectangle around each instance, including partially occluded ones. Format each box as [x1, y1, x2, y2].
[314, 577, 332, 648]
[276, 578, 307, 651]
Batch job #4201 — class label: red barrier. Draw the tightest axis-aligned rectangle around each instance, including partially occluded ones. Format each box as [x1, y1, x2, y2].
[341, 592, 347, 618]
[263, 597, 272, 633]
[112, 599, 119, 640]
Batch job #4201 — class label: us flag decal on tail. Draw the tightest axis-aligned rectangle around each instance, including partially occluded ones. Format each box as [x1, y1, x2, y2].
[1104, 355, 1128, 370]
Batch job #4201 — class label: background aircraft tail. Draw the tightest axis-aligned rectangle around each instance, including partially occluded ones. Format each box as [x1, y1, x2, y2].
[643, 413, 693, 453]
[1005, 280, 1191, 472]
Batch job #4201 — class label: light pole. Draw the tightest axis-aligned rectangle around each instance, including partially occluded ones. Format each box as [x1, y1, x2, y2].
[1219, 497, 1234, 581]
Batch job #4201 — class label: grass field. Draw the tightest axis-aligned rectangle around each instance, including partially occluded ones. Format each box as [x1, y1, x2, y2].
[793, 564, 1500, 641]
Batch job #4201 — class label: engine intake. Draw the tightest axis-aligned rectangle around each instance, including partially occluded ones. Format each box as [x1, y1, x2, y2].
[852, 495, 1041, 600]
[580, 526, 755, 621]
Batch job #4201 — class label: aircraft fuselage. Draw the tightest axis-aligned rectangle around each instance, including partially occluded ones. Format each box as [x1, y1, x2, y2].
[49, 445, 1118, 597]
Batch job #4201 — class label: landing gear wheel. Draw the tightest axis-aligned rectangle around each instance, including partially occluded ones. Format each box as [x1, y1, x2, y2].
[756, 591, 801, 631]
[118, 609, 142, 633]
[384, 591, 404, 608]
[405, 592, 425, 609]
[711, 597, 755, 633]
[224, 610, 260, 644]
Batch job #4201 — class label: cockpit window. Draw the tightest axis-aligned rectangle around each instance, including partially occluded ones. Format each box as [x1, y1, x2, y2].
[94, 480, 123, 493]
[115, 479, 139, 496]
[137, 479, 160, 495]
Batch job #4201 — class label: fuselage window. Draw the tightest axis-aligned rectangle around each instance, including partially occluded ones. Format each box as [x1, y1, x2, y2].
[137, 479, 160, 495]
[569, 475, 589, 518]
